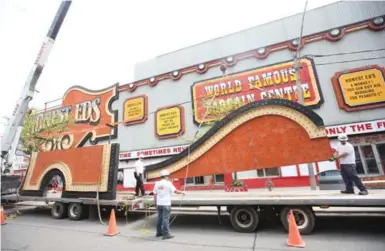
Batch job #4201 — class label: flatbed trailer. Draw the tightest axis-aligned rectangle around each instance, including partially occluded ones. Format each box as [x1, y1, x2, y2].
[2, 189, 385, 235]
[1, 192, 155, 221]
[165, 189, 385, 234]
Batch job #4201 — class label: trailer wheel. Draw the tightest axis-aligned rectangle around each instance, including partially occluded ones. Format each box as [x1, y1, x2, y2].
[51, 202, 68, 219]
[68, 203, 84, 221]
[280, 206, 315, 235]
[230, 206, 259, 233]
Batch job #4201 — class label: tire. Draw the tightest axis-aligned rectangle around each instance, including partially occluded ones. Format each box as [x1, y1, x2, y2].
[280, 206, 316, 235]
[68, 202, 84, 221]
[229, 206, 259, 233]
[51, 202, 68, 219]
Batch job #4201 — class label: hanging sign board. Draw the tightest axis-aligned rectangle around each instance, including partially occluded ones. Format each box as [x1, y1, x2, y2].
[123, 95, 148, 125]
[155, 105, 185, 139]
[331, 65, 385, 111]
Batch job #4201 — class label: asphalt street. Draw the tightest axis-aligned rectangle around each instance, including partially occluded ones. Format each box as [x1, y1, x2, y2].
[1, 207, 385, 251]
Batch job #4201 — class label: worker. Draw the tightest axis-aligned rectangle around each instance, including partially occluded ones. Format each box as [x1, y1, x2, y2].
[153, 170, 185, 240]
[331, 133, 368, 195]
[134, 157, 146, 197]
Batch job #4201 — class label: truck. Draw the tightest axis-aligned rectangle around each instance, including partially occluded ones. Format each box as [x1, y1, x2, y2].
[2, 183, 385, 235]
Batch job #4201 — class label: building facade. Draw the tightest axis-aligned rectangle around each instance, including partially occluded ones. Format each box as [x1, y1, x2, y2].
[113, 1, 385, 190]
[26, 1, 385, 191]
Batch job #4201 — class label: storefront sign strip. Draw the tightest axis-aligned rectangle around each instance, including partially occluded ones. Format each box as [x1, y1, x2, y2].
[325, 119, 385, 137]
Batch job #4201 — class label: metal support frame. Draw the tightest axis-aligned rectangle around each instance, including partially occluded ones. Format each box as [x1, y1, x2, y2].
[106, 123, 117, 144]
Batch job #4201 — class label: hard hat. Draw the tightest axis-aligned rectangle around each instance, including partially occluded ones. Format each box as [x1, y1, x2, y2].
[338, 133, 348, 141]
[160, 170, 170, 177]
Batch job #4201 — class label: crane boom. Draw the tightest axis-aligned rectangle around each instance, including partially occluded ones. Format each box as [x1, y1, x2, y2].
[1, 0, 72, 173]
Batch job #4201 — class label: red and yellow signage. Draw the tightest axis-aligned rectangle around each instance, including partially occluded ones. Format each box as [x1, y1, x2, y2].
[191, 58, 323, 124]
[331, 65, 385, 112]
[34, 84, 118, 151]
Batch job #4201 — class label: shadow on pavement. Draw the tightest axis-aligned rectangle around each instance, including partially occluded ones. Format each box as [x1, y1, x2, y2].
[8, 206, 385, 236]
[11, 206, 154, 224]
[167, 213, 385, 235]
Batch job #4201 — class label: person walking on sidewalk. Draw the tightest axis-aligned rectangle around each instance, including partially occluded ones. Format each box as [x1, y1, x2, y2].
[153, 170, 185, 240]
[331, 133, 368, 195]
[134, 157, 146, 197]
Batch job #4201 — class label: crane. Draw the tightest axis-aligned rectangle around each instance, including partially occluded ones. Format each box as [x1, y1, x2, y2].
[1, 0, 72, 174]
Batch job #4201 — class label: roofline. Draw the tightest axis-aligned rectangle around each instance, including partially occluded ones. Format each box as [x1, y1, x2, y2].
[152, 0, 341, 60]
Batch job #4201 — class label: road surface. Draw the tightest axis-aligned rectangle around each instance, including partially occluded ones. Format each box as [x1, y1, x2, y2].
[1, 207, 385, 251]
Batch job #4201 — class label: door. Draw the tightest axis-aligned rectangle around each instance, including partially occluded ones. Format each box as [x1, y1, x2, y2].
[353, 146, 365, 175]
[375, 143, 385, 174]
[359, 145, 380, 175]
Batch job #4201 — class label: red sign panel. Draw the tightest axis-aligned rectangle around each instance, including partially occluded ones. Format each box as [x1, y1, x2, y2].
[35, 84, 118, 151]
[191, 58, 323, 124]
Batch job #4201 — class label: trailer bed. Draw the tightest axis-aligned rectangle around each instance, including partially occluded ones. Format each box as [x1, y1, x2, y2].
[1, 192, 154, 207]
[169, 189, 385, 207]
[4, 189, 385, 207]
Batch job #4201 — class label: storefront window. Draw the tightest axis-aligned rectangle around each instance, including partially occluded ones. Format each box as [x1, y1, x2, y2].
[185, 176, 205, 185]
[376, 144, 385, 174]
[352, 141, 384, 176]
[214, 174, 224, 183]
[354, 146, 365, 174]
[257, 167, 280, 177]
[360, 145, 380, 174]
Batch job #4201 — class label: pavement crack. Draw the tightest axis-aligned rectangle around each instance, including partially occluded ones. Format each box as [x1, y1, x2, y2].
[252, 232, 257, 251]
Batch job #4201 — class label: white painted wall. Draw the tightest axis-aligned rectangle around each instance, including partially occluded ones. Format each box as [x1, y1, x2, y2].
[280, 165, 298, 177]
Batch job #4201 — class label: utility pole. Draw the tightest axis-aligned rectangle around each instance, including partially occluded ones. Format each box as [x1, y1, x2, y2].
[294, 0, 317, 191]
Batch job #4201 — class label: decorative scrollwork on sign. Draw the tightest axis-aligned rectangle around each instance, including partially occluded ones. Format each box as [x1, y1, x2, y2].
[41, 134, 74, 152]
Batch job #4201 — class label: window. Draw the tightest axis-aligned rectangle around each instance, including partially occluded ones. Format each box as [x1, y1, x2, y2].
[185, 177, 194, 184]
[257, 167, 280, 177]
[214, 174, 224, 183]
[360, 145, 380, 174]
[194, 176, 205, 184]
[352, 143, 384, 176]
[376, 144, 385, 174]
[354, 146, 365, 174]
[185, 176, 205, 185]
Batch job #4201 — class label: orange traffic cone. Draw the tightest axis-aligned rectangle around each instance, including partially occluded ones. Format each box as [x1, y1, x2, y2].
[1, 206, 6, 225]
[103, 209, 119, 236]
[287, 210, 305, 248]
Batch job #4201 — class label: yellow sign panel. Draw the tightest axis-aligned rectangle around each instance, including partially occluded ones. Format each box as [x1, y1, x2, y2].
[124, 96, 146, 123]
[338, 68, 385, 107]
[156, 107, 182, 137]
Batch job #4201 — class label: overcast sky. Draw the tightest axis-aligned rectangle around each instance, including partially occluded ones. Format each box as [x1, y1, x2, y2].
[0, 0, 339, 135]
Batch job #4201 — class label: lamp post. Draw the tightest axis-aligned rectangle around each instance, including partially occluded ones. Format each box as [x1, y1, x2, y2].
[294, 0, 317, 191]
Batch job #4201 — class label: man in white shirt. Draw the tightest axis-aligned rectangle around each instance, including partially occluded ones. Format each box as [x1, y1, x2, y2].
[332, 133, 368, 195]
[134, 157, 146, 197]
[153, 170, 185, 240]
